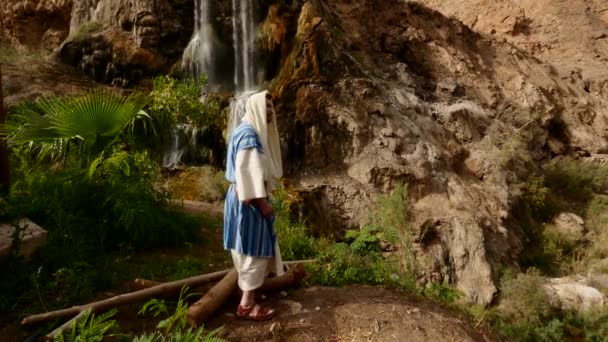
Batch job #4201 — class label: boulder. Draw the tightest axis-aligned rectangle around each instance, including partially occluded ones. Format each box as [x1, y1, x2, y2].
[544, 276, 607, 312]
[0, 218, 47, 260]
[549, 212, 587, 238]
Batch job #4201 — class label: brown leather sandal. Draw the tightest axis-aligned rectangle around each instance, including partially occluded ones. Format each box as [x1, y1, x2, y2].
[236, 303, 275, 321]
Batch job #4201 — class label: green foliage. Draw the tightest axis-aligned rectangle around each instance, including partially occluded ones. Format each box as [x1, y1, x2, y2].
[345, 226, 380, 255]
[544, 157, 608, 203]
[132, 327, 225, 342]
[138, 288, 225, 341]
[423, 282, 462, 304]
[3, 90, 151, 165]
[271, 187, 319, 261]
[499, 269, 553, 327]
[0, 149, 198, 312]
[303, 183, 421, 293]
[520, 175, 559, 222]
[54, 308, 119, 342]
[148, 75, 224, 132]
[585, 195, 608, 260]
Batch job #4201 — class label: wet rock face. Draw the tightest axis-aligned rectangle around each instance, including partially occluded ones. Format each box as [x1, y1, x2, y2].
[1, 0, 72, 48]
[2, 0, 198, 85]
[270, 0, 607, 305]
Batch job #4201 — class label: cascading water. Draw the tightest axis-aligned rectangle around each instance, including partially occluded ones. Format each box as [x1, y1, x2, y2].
[227, 0, 260, 140]
[232, 0, 258, 92]
[181, 0, 215, 80]
[162, 124, 200, 169]
[164, 0, 261, 168]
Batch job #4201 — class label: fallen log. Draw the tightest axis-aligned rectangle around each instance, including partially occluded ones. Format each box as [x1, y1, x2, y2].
[132, 279, 213, 296]
[258, 263, 307, 291]
[23, 260, 315, 328]
[187, 263, 308, 327]
[22, 268, 232, 327]
[133, 262, 308, 294]
[186, 270, 239, 327]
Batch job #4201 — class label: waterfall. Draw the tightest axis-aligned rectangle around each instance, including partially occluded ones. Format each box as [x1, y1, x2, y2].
[162, 124, 200, 169]
[181, 0, 215, 80]
[171, 0, 260, 167]
[232, 0, 257, 92]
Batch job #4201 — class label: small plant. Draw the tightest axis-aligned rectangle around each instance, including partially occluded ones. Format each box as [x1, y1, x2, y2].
[423, 281, 462, 304]
[54, 308, 119, 342]
[138, 287, 225, 341]
[499, 269, 553, 326]
[271, 186, 319, 261]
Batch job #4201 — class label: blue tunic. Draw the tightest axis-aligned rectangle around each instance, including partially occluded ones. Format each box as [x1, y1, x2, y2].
[223, 123, 276, 257]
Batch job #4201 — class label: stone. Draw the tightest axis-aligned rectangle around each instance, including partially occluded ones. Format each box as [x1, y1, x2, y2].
[550, 212, 586, 238]
[0, 218, 47, 260]
[544, 277, 607, 312]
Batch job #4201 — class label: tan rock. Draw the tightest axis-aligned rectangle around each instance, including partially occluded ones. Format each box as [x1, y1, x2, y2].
[0, 218, 47, 260]
[544, 277, 607, 312]
[550, 212, 586, 238]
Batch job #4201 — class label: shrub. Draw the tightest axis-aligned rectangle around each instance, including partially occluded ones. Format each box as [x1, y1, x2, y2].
[585, 195, 608, 260]
[271, 186, 319, 261]
[544, 157, 608, 203]
[148, 75, 224, 133]
[499, 269, 553, 326]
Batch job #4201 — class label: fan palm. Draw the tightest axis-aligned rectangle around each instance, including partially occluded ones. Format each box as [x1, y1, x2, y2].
[2, 90, 152, 165]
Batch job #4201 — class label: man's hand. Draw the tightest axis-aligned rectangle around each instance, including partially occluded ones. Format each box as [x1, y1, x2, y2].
[246, 198, 274, 218]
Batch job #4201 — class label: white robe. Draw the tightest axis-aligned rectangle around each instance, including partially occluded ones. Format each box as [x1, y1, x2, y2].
[231, 147, 284, 291]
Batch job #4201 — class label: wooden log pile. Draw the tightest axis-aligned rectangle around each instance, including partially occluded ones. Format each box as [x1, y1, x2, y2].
[20, 260, 313, 341]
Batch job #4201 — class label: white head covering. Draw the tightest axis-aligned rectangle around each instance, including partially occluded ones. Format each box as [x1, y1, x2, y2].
[241, 90, 283, 191]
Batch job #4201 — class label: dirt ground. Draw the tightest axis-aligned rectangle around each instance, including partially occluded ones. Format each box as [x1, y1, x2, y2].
[205, 285, 490, 342]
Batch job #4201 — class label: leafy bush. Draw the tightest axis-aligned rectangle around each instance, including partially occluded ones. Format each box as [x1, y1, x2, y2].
[306, 183, 420, 292]
[499, 269, 553, 326]
[585, 195, 608, 260]
[544, 157, 608, 203]
[271, 186, 319, 261]
[0, 149, 199, 312]
[148, 75, 224, 132]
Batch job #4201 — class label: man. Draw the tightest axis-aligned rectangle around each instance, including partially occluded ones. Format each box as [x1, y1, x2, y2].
[223, 90, 283, 320]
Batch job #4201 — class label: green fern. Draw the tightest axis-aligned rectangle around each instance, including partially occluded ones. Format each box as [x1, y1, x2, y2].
[133, 326, 225, 342]
[54, 308, 119, 342]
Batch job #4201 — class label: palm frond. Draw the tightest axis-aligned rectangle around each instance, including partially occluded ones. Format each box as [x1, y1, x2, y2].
[5, 90, 151, 164]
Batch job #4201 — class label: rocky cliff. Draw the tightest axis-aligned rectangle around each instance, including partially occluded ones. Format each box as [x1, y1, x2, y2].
[267, 0, 608, 305]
